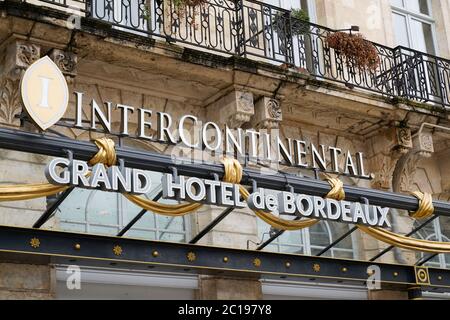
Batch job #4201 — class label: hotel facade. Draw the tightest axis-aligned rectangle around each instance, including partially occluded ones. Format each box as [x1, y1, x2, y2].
[0, 0, 449, 300]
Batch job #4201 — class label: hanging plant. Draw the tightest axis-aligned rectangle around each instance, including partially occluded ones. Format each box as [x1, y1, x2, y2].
[326, 32, 381, 71]
[272, 8, 310, 36]
[290, 8, 310, 35]
[141, 4, 151, 23]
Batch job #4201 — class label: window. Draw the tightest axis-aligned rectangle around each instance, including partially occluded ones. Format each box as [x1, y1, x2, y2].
[414, 217, 450, 269]
[57, 170, 191, 243]
[391, 0, 436, 54]
[258, 220, 356, 259]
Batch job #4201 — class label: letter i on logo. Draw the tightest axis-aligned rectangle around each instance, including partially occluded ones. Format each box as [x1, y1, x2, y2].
[38, 76, 52, 108]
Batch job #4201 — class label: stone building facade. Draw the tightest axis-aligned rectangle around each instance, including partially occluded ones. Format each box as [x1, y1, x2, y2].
[0, 0, 449, 299]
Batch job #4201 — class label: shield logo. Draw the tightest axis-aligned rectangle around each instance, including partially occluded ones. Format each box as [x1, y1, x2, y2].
[21, 56, 69, 131]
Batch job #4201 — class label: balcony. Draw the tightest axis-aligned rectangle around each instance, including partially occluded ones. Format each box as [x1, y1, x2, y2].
[7, 0, 450, 110]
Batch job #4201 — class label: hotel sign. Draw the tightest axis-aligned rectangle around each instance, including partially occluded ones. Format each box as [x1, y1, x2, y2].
[21, 57, 373, 179]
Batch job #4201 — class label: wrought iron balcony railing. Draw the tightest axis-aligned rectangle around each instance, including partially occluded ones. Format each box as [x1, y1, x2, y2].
[13, 0, 450, 109]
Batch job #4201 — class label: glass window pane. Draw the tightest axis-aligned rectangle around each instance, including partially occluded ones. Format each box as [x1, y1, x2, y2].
[309, 221, 331, 247]
[89, 225, 119, 236]
[159, 232, 186, 242]
[280, 0, 301, 10]
[264, 244, 279, 253]
[279, 245, 303, 254]
[59, 222, 86, 233]
[332, 250, 354, 259]
[392, 13, 410, 47]
[329, 222, 354, 249]
[85, 190, 119, 225]
[311, 247, 331, 257]
[157, 215, 185, 232]
[407, 0, 430, 15]
[127, 229, 156, 240]
[59, 188, 91, 223]
[279, 229, 303, 245]
[390, 0, 404, 8]
[410, 19, 435, 54]
[121, 194, 156, 229]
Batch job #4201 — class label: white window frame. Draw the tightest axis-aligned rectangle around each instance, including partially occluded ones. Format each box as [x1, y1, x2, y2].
[391, 0, 438, 54]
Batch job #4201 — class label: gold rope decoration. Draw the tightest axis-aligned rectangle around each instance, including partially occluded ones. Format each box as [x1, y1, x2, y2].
[356, 190, 447, 253]
[409, 191, 434, 219]
[0, 137, 118, 202]
[0, 183, 69, 201]
[325, 177, 345, 201]
[124, 194, 202, 216]
[89, 137, 117, 167]
[357, 225, 450, 253]
[220, 158, 318, 231]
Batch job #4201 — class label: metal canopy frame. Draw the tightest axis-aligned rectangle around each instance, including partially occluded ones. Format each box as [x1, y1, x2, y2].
[1, 224, 449, 292]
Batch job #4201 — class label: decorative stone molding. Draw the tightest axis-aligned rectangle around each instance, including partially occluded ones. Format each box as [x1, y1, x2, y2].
[4, 40, 40, 79]
[0, 77, 21, 127]
[0, 40, 41, 127]
[250, 97, 282, 129]
[49, 49, 77, 81]
[16, 42, 40, 69]
[395, 127, 413, 153]
[367, 126, 413, 190]
[412, 131, 434, 157]
[368, 154, 399, 190]
[206, 90, 255, 129]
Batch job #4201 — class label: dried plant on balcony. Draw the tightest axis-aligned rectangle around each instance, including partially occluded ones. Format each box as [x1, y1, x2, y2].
[326, 32, 381, 71]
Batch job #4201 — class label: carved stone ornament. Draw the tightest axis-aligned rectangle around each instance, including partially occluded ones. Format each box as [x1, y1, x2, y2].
[4, 40, 41, 79]
[397, 127, 412, 148]
[250, 97, 282, 129]
[16, 42, 40, 68]
[236, 91, 254, 113]
[413, 131, 434, 157]
[207, 90, 255, 129]
[49, 49, 77, 76]
[0, 77, 21, 126]
[267, 99, 282, 120]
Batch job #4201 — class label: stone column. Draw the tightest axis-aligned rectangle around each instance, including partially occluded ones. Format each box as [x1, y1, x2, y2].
[361, 126, 414, 263]
[195, 89, 263, 299]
